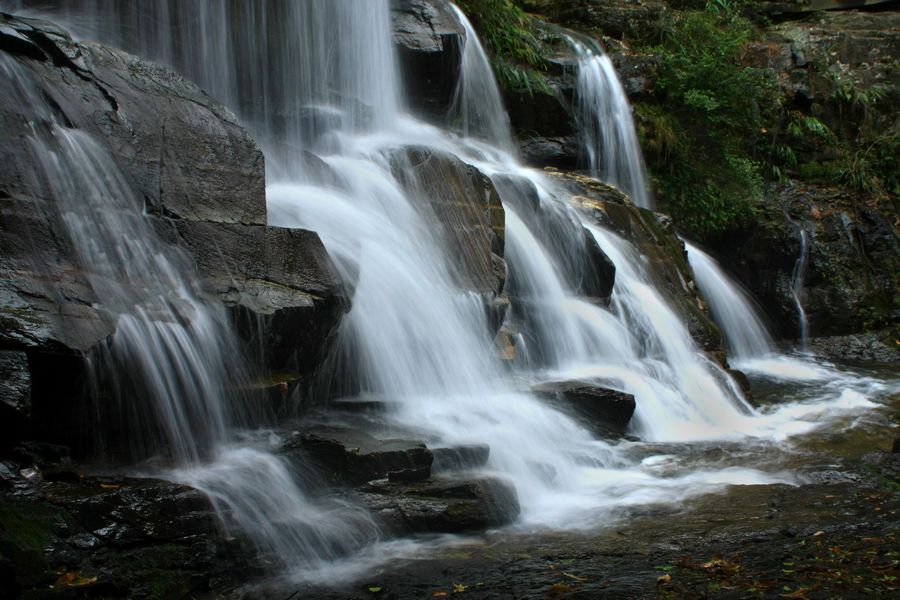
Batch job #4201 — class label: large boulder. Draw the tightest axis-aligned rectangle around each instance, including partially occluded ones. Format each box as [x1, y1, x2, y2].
[546, 171, 724, 353]
[282, 426, 434, 486]
[533, 380, 636, 437]
[0, 15, 348, 409]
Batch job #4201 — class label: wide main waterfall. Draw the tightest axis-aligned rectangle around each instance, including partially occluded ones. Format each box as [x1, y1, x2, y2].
[4, 0, 897, 590]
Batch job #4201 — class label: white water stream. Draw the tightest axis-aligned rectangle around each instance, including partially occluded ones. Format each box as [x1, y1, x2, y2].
[7, 0, 897, 585]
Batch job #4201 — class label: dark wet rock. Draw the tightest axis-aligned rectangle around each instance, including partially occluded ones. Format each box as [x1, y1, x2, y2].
[359, 475, 520, 534]
[389, 146, 507, 300]
[0, 351, 29, 449]
[533, 380, 636, 436]
[520, 135, 581, 170]
[810, 331, 899, 364]
[581, 227, 617, 302]
[520, 0, 671, 42]
[727, 368, 754, 405]
[283, 426, 434, 486]
[388, 466, 432, 483]
[391, 0, 465, 123]
[0, 472, 255, 599]
[431, 444, 491, 472]
[492, 172, 616, 306]
[711, 183, 899, 340]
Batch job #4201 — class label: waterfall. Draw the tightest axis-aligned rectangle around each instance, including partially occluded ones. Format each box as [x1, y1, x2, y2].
[8, 0, 882, 584]
[569, 38, 653, 209]
[791, 226, 811, 350]
[685, 242, 776, 360]
[43, 0, 402, 177]
[447, 3, 516, 152]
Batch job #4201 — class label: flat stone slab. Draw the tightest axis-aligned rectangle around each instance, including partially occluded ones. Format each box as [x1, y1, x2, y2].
[281, 425, 433, 486]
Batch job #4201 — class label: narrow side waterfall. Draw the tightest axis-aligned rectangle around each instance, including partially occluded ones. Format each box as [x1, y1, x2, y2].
[448, 3, 516, 152]
[685, 242, 776, 360]
[791, 226, 811, 350]
[569, 38, 652, 209]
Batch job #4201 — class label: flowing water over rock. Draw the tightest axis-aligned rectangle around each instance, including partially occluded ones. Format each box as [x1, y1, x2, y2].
[569, 37, 652, 209]
[686, 241, 776, 360]
[5, 0, 898, 589]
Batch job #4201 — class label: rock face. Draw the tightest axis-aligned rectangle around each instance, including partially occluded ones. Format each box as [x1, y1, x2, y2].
[389, 146, 508, 326]
[0, 351, 30, 449]
[0, 14, 348, 446]
[712, 183, 899, 340]
[548, 171, 724, 352]
[283, 426, 434, 486]
[391, 0, 465, 122]
[360, 475, 521, 534]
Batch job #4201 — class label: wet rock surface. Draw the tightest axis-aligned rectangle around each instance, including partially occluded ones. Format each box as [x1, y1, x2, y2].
[811, 332, 899, 364]
[282, 425, 434, 486]
[391, 0, 465, 123]
[711, 183, 899, 340]
[0, 461, 255, 599]
[548, 170, 724, 352]
[359, 475, 521, 535]
[533, 380, 637, 437]
[389, 146, 507, 301]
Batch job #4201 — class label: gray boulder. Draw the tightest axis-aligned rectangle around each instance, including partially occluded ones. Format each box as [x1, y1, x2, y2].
[0, 14, 348, 382]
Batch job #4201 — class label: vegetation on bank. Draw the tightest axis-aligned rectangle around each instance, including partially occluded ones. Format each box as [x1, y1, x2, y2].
[459, 0, 898, 243]
[632, 0, 778, 238]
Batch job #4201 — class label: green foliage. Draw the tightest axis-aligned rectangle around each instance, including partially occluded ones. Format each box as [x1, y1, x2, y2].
[456, 0, 550, 97]
[635, 1, 779, 238]
[455, 0, 544, 68]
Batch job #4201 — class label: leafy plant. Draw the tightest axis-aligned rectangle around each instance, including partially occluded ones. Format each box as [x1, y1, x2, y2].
[456, 0, 545, 68]
[634, 0, 780, 238]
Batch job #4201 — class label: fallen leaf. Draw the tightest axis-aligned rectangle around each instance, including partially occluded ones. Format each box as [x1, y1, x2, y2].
[55, 572, 98, 588]
[367, 586, 382, 593]
[561, 572, 587, 582]
[656, 574, 672, 585]
[432, 592, 448, 598]
[452, 583, 466, 593]
[100, 483, 121, 489]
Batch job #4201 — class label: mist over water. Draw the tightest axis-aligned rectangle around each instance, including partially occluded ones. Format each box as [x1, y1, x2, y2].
[7, 0, 898, 584]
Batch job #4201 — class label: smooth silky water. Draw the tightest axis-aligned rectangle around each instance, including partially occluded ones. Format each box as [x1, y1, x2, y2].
[9, 0, 898, 586]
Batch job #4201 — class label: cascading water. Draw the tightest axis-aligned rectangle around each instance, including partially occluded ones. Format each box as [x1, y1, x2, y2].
[569, 37, 652, 209]
[447, 4, 516, 152]
[3, 19, 380, 578]
[8, 0, 897, 587]
[685, 242, 776, 360]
